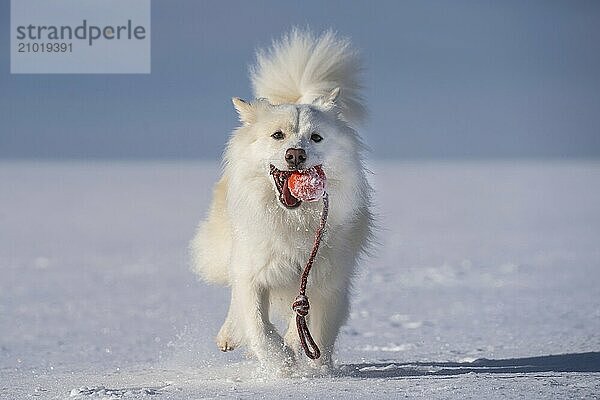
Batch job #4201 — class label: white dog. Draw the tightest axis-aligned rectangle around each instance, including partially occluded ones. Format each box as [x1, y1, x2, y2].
[190, 29, 373, 372]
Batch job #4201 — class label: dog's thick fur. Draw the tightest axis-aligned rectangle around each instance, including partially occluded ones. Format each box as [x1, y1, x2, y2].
[190, 30, 372, 371]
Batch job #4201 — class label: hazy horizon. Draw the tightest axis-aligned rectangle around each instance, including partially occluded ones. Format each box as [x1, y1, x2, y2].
[2, 1, 599, 160]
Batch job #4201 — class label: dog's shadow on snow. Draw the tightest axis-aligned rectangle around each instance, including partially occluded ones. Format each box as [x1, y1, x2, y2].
[338, 352, 600, 378]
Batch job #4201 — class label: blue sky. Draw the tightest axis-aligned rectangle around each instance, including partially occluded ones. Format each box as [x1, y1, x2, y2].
[1, 0, 599, 159]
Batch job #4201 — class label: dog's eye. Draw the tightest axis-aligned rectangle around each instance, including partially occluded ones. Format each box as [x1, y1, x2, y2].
[271, 131, 285, 140]
[311, 133, 323, 143]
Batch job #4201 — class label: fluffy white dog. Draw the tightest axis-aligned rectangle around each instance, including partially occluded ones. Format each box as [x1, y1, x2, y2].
[190, 29, 373, 372]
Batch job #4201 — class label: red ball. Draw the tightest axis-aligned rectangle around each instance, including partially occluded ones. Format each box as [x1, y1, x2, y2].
[288, 165, 326, 202]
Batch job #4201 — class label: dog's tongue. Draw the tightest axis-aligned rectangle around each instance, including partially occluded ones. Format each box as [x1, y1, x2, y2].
[281, 177, 301, 207]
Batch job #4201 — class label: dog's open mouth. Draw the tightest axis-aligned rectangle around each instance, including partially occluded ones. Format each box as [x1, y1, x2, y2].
[270, 165, 302, 209]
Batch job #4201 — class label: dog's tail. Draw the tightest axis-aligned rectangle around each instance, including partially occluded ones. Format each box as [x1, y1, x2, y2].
[251, 29, 366, 126]
[189, 176, 232, 285]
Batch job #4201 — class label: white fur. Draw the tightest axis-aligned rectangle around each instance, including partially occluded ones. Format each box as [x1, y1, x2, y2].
[252, 29, 366, 127]
[190, 29, 373, 373]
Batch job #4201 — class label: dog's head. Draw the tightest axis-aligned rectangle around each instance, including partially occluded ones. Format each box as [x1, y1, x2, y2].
[226, 88, 364, 210]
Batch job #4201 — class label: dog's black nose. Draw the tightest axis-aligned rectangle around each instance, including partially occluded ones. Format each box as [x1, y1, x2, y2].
[285, 148, 307, 169]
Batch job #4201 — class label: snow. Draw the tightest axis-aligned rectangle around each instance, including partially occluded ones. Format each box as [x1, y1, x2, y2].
[1, 160, 599, 399]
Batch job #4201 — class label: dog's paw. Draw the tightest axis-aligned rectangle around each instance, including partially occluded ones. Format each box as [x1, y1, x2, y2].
[216, 325, 239, 352]
[216, 338, 236, 352]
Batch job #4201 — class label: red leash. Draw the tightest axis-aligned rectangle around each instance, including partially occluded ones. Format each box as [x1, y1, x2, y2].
[291, 192, 329, 359]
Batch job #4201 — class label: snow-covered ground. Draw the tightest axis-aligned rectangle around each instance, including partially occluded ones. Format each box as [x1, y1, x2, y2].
[1, 161, 599, 399]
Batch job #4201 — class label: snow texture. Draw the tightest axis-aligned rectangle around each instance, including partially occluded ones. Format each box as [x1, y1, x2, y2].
[1, 161, 599, 399]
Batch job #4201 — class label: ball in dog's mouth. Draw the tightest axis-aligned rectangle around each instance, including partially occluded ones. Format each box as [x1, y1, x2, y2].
[270, 164, 326, 209]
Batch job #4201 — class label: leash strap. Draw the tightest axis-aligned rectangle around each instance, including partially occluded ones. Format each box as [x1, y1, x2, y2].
[291, 192, 329, 359]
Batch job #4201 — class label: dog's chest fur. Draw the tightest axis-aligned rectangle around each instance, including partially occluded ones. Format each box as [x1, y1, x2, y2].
[230, 191, 326, 287]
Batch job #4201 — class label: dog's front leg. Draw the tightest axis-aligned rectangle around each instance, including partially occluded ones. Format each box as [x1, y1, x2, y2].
[305, 286, 350, 369]
[216, 291, 240, 352]
[233, 279, 295, 371]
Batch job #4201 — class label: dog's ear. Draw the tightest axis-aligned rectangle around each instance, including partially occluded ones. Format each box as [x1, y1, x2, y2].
[312, 87, 341, 111]
[232, 97, 256, 125]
